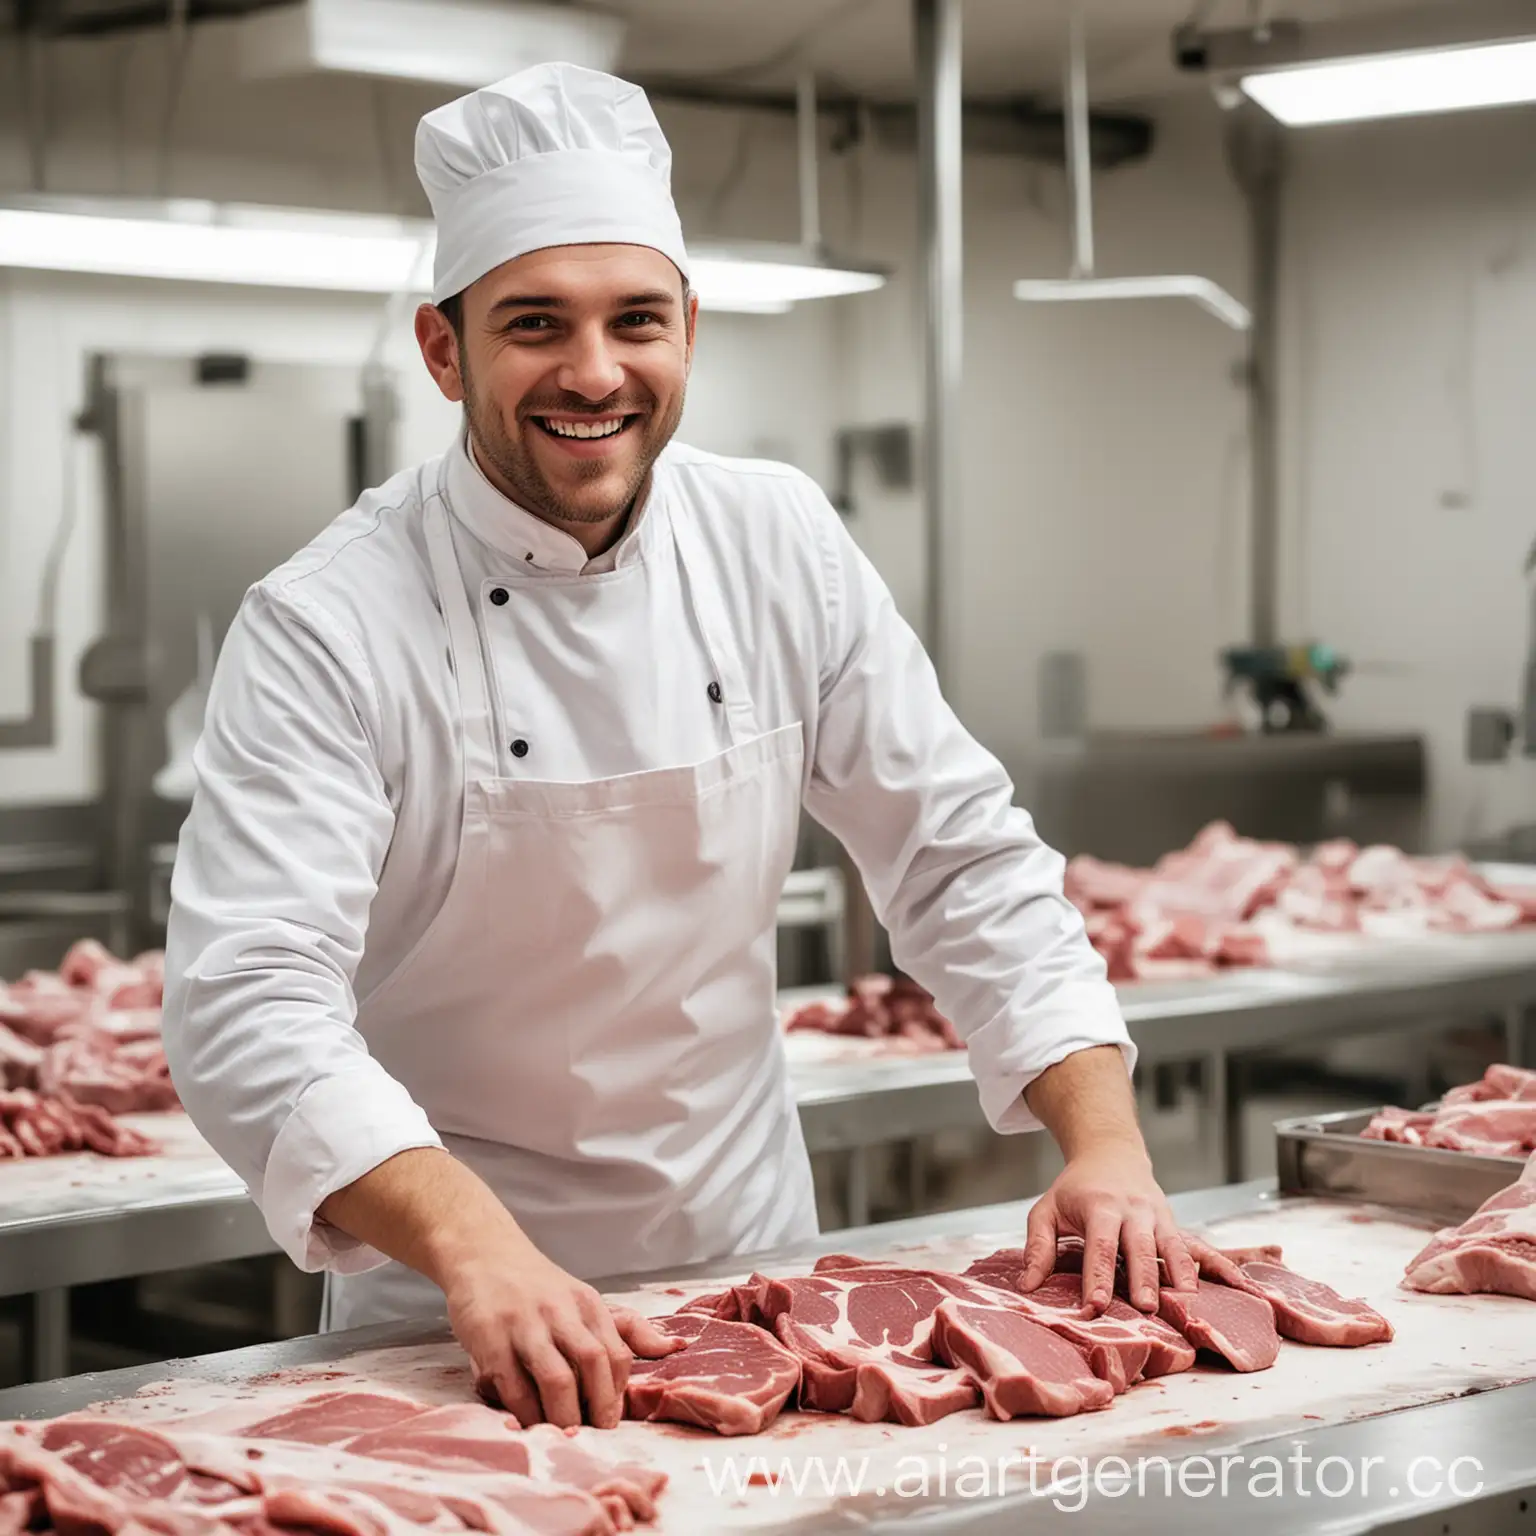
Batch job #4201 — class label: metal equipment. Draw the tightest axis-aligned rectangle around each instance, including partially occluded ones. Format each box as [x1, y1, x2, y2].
[1019, 731, 1426, 867]
[1220, 641, 1351, 733]
[1277, 1105, 1521, 1222]
[1014, 2, 1251, 331]
[71, 352, 393, 950]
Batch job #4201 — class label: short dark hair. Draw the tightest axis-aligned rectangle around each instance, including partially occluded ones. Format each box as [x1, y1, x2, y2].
[437, 291, 465, 339]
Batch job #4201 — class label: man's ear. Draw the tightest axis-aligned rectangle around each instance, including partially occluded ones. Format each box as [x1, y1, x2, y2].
[416, 303, 466, 404]
[684, 289, 700, 374]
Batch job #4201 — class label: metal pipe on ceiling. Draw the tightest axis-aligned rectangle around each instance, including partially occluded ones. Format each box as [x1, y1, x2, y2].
[795, 68, 822, 252]
[914, 0, 962, 692]
[1224, 106, 1285, 650]
[1064, 0, 1094, 280]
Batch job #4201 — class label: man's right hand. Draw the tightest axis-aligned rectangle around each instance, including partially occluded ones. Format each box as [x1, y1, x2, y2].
[446, 1241, 682, 1429]
[317, 1147, 682, 1430]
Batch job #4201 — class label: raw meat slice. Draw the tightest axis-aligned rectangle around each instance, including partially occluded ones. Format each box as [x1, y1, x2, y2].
[59, 940, 118, 989]
[39, 1033, 179, 1116]
[961, 1254, 1180, 1389]
[3, 1415, 636, 1536]
[0, 942, 173, 1161]
[783, 976, 960, 1053]
[1212, 1244, 1284, 1266]
[928, 1300, 1113, 1420]
[232, 1393, 428, 1448]
[624, 1313, 799, 1436]
[1067, 824, 1536, 979]
[1361, 1106, 1437, 1145]
[750, 1272, 980, 1425]
[1442, 1063, 1536, 1105]
[0, 1488, 41, 1536]
[1156, 1281, 1280, 1372]
[1233, 1260, 1393, 1347]
[1129, 822, 1297, 926]
[0, 1089, 159, 1160]
[1404, 1151, 1536, 1301]
[342, 1403, 528, 1472]
[41, 1418, 192, 1500]
[1424, 1102, 1536, 1157]
[1064, 855, 1149, 912]
[1184, 1237, 1390, 1347]
[0, 1024, 42, 1089]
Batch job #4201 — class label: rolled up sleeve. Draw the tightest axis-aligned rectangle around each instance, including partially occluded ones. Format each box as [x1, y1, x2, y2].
[799, 489, 1132, 1134]
[162, 584, 442, 1273]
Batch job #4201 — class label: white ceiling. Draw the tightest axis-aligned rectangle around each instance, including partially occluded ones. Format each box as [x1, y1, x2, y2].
[608, 0, 1462, 103]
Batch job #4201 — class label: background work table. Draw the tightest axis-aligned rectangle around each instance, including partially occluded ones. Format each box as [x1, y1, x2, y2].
[5, 930, 1536, 1383]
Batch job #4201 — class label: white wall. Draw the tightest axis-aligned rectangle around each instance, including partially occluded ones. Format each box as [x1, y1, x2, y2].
[1278, 104, 1536, 850]
[833, 92, 1253, 756]
[0, 21, 1261, 820]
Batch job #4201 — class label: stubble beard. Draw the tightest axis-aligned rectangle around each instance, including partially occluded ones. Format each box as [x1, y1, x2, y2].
[462, 363, 686, 529]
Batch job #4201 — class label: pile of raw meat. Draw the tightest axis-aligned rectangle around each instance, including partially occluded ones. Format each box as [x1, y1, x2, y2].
[0, 1397, 668, 1536]
[1362, 1062, 1536, 1157]
[0, 940, 176, 1159]
[626, 1236, 1392, 1434]
[1067, 821, 1536, 983]
[1403, 1148, 1536, 1303]
[783, 974, 961, 1052]
[0, 1241, 1394, 1536]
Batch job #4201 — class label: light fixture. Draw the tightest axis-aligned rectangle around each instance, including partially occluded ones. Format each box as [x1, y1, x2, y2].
[1239, 37, 1536, 126]
[1176, 1, 1536, 127]
[237, 0, 625, 91]
[691, 244, 887, 315]
[0, 197, 886, 314]
[686, 68, 890, 317]
[1012, 274, 1253, 331]
[0, 198, 432, 294]
[1014, 3, 1251, 331]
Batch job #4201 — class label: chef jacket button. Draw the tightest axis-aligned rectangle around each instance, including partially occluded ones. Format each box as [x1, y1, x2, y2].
[489, 587, 509, 606]
[707, 681, 724, 704]
[510, 738, 529, 759]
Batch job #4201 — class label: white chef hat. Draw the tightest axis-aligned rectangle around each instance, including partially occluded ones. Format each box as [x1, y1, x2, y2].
[415, 62, 690, 305]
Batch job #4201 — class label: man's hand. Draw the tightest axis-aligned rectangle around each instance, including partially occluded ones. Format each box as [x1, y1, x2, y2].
[318, 1148, 681, 1429]
[447, 1240, 681, 1430]
[1017, 1140, 1196, 1313]
[1018, 1043, 1197, 1313]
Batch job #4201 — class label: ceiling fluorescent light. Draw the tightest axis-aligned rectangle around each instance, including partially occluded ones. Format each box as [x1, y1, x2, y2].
[1240, 37, 1536, 126]
[691, 244, 887, 314]
[0, 200, 887, 315]
[238, 0, 624, 90]
[1013, 275, 1252, 331]
[0, 201, 430, 293]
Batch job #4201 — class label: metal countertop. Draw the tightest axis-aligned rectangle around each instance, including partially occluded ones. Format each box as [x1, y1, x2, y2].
[0, 1184, 1269, 1418]
[0, 1181, 1531, 1536]
[791, 931, 1536, 1151]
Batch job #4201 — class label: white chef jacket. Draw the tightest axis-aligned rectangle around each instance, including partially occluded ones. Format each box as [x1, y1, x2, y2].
[162, 431, 1133, 1275]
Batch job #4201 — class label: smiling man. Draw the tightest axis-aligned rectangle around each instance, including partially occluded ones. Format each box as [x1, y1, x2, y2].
[163, 63, 1192, 1435]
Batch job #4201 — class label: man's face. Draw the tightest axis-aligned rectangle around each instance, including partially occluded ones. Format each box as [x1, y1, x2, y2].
[417, 244, 696, 529]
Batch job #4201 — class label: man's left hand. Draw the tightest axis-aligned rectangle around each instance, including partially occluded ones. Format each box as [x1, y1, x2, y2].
[1016, 1140, 1197, 1314]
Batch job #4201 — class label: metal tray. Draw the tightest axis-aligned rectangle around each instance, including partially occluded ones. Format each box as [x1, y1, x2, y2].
[1275, 1106, 1523, 1223]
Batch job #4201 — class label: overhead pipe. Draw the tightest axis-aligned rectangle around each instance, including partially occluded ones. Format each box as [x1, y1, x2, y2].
[1224, 105, 1285, 648]
[914, 0, 963, 691]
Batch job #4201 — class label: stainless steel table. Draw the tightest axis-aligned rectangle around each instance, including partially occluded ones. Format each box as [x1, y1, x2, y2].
[791, 930, 1536, 1214]
[0, 1182, 1530, 1536]
[0, 1120, 274, 1382]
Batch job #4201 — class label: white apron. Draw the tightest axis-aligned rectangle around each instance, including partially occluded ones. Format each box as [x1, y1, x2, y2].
[322, 481, 816, 1331]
